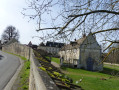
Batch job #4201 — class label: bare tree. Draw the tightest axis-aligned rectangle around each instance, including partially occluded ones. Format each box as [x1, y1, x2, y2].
[23, 0, 119, 49]
[105, 43, 119, 64]
[2, 25, 20, 43]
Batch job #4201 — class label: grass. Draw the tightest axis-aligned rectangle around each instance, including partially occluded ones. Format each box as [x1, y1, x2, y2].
[62, 67, 119, 90]
[46, 56, 60, 64]
[6, 52, 27, 61]
[5, 52, 30, 90]
[18, 60, 30, 90]
[50, 57, 119, 90]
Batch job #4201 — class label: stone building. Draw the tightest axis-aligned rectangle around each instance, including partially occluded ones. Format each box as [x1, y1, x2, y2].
[59, 33, 103, 71]
[38, 41, 65, 56]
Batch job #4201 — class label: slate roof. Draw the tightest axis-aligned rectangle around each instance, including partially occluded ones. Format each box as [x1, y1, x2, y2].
[40, 42, 45, 46]
[28, 41, 32, 47]
[46, 41, 65, 48]
[76, 36, 86, 45]
[60, 36, 86, 51]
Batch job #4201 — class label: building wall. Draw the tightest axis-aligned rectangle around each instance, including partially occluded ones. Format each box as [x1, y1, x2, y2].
[38, 46, 60, 55]
[59, 33, 103, 71]
[46, 47, 60, 54]
[59, 48, 80, 65]
[77, 48, 103, 71]
[38, 46, 46, 51]
[81, 34, 101, 49]
[78, 33, 103, 71]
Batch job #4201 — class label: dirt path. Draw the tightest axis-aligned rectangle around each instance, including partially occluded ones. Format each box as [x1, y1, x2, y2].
[51, 61, 60, 68]
[104, 62, 119, 66]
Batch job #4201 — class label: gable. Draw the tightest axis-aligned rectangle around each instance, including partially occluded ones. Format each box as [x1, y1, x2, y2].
[80, 33, 101, 49]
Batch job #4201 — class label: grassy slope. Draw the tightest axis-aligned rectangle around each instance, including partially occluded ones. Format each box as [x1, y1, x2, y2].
[50, 57, 119, 90]
[18, 59, 30, 90]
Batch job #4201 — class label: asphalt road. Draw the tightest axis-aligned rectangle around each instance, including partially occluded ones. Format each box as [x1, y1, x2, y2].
[0, 51, 20, 90]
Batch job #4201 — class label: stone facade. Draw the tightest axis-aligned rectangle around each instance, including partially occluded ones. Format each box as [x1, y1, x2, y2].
[59, 33, 103, 71]
[2, 42, 30, 59]
[38, 41, 64, 56]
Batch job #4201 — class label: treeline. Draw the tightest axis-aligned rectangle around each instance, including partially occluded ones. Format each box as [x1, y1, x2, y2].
[104, 49, 119, 64]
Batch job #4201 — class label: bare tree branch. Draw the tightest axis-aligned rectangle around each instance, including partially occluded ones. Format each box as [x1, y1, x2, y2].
[36, 27, 61, 31]
[103, 42, 113, 52]
[24, 0, 119, 49]
[57, 17, 78, 34]
[68, 10, 119, 17]
[103, 40, 119, 43]
[93, 28, 119, 34]
[101, 48, 119, 63]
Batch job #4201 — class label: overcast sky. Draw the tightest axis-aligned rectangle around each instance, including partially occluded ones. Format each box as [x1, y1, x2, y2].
[0, 0, 42, 45]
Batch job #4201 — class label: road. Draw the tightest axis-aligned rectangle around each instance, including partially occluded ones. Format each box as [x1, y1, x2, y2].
[0, 51, 20, 90]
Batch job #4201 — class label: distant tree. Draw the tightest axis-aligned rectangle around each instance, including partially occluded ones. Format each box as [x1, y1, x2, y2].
[106, 43, 119, 64]
[1, 25, 20, 43]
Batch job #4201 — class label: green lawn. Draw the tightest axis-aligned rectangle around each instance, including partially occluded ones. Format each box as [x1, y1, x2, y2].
[46, 56, 60, 64]
[50, 57, 119, 90]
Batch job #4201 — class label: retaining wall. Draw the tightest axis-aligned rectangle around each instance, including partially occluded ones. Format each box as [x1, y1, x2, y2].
[2, 42, 47, 90]
[2, 42, 30, 59]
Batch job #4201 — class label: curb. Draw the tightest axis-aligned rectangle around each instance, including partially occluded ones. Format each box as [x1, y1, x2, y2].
[4, 57, 24, 90]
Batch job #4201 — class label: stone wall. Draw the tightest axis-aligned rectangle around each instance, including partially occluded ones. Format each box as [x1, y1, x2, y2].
[38, 46, 60, 56]
[59, 48, 79, 64]
[2, 42, 30, 59]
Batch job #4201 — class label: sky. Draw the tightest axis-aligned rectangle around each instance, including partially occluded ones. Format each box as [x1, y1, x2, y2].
[0, 0, 41, 45]
[0, 0, 109, 49]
